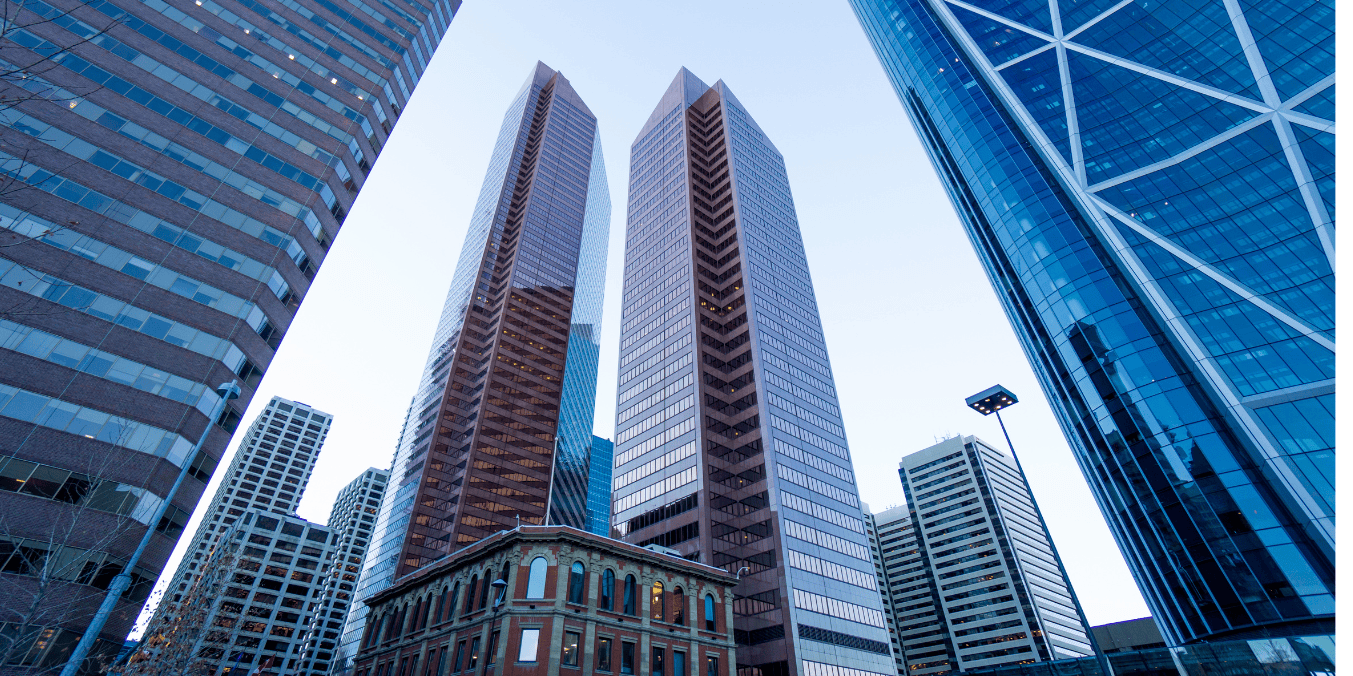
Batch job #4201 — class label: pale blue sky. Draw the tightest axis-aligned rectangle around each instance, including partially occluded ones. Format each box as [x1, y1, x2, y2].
[143, 0, 1152, 631]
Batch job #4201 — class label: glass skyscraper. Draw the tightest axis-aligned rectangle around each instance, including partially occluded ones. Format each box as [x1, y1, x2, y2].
[849, 0, 1333, 645]
[0, 0, 455, 665]
[612, 69, 893, 676]
[338, 61, 609, 672]
[587, 435, 615, 536]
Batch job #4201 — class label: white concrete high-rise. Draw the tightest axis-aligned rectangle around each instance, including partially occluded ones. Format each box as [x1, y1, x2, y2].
[300, 467, 388, 675]
[156, 397, 332, 611]
[894, 436, 1093, 672]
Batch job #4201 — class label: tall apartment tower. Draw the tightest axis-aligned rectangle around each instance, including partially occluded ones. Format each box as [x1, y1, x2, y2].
[297, 467, 388, 675]
[340, 61, 610, 668]
[849, 0, 1334, 645]
[899, 437, 1093, 672]
[161, 509, 340, 675]
[0, 0, 459, 659]
[587, 436, 615, 536]
[863, 506, 908, 675]
[611, 69, 892, 676]
[152, 397, 331, 621]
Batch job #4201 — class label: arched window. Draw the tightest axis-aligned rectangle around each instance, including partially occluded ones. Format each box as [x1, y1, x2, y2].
[568, 562, 585, 604]
[673, 587, 685, 625]
[705, 594, 716, 631]
[465, 575, 478, 614]
[434, 587, 446, 625]
[600, 569, 615, 610]
[413, 597, 424, 631]
[623, 574, 637, 615]
[479, 569, 491, 610]
[651, 581, 665, 621]
[446, 582, 460, 623]
[526, 556, 549, 599]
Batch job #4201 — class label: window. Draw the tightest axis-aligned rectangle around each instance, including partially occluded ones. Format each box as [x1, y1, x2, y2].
[673, 587, 685, 625]
[562, 631, 580, 667]
[434, 647, 447, 676]
[465, 576, 478, 614]
[598, 637, 613, 672]
[518, 628, 540, 663]
[706, 656, 718, 676]
[674, 652, 686, 676]
[568, 562, 585, 604]
[452, 641, 466, 672]
[478, 571, 490, 610]
[601, 569, 615, 610]
[705, 594, 716, 631]
[498, 561, 511, 605]
[652, 647, 665, 676]
[434, 587, 446, 624]
[621, 641, 636, 675]
[623, 575, 637, 615]
[526, 557, 549, 598]
[651, 581, 665, 621]
[447, 582, 460, 623]
[487, 631, 499, 666]
[467, 637, 480, 671]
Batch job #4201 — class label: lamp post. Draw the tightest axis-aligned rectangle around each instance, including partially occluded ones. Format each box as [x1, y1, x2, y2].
[62, 381, 242, 676]
[486, 578, 509, 672]
[965, 385, 1114, 676]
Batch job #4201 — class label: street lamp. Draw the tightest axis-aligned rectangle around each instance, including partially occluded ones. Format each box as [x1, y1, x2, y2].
[63, 381, 242, 676]
[966, 385, 1114, 676]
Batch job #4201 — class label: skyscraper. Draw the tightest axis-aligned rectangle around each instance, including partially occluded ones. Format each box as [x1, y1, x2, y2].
[897, 436, 1093, 672]
[0, 0, 458, 660]
[863, 506, 908, 675]
[611, 69, 893, 676]
[154, 397, 332, 614]
[297, 467, 388, 675]
[340, 61, 609, 669]
[849, 0, 1334, 644]
[587, 435, 615, 536]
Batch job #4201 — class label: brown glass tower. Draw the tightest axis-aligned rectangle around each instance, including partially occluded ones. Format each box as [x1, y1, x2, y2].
[611, 70, 894, 676]
[340, 62, 610, 665]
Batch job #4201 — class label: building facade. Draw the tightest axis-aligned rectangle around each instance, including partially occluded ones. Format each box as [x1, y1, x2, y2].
[297, 467, 389, 674]
[154, 397, 332, 613]
[353, 526, 738, 676]
[586, 436, 615, 537]
[159, 509, 340, 675]
[611, 68, 893, 676]
[0, 0, 459, 659]
[848, 0, 1335, 644]
[867, 505, 946, 676]
[341, 61, 610, 671]
[862, 506, 906, 675]
[898, 436, 1093, 672]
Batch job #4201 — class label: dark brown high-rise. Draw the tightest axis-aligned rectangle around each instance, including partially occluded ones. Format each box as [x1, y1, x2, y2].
[339, 62, 610, 669]
[611, 69, 894, 676]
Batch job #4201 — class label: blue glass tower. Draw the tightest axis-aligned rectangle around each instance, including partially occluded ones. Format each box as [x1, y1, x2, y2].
[586, 435, 615, 535]
[849, 0, 1333, 645]
[337, 62, 609, 669]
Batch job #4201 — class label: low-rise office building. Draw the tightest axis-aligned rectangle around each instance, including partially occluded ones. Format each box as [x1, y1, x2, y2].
[354, 526, 738, 676]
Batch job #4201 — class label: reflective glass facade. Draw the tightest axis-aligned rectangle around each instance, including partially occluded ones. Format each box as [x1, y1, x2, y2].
[849, 0, 1333, 645]
[586, 435, 615, 536]
[339, 62, 609, 672]
[0, 0, 454, 661]
[612, 69, 893, 676]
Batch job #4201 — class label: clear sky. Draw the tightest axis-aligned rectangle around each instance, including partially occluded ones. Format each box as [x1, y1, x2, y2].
[140, 0, 1153, 632]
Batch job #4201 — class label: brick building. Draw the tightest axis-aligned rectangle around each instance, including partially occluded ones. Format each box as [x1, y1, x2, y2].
[353, 526, 737, 676]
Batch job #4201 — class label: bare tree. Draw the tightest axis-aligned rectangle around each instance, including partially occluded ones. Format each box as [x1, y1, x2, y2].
[0, 418, 188, 674]
[121, 539, 250, 676]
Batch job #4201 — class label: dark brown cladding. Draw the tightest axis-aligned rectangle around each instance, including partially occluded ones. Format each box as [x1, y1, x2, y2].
[619, 87, 790, 671]
[395, 72, 597, 576]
